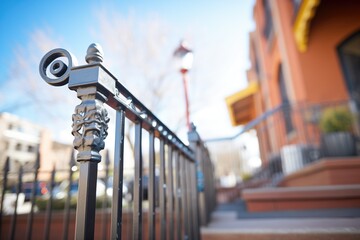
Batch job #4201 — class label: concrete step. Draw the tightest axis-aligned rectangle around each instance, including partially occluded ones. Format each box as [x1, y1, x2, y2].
[202, 231, 360, 240]
[201, 211, 360, 240]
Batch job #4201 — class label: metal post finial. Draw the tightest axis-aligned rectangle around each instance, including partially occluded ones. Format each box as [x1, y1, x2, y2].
[86, 43, 104, 64]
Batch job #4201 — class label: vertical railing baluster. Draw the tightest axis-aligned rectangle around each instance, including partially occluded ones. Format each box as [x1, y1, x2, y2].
[133, 121, 143, 240]
[166, 145, 174, 240]
[10, 165, 22, 240]
[209, 155, 216, 212]
[63, 150, 76, 240]
[205, 148, 210, 223]
[102, 150, 110, 240]
[26, 148, 41, 240]
[111, 109, 126, 240]
[159, 139, 166, 240]
[148, 130, 156, 240]
[185, 160, 192, 240]
[76, 161, 99, 240]
[188, 126, 202, 239]
[199, 149, 207, 226]
[44, 166, 56, 240]
[174, 151, 182, 240]
[180, 155, 189, 239]
[0, 157, 10, 235]
[191, 162, 200, 240]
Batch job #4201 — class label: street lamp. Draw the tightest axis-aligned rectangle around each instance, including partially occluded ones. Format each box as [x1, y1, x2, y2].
[173, 40, 194, 131]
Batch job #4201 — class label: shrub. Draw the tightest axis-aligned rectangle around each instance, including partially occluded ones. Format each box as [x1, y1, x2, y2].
[35, 195, 112, 211]
[319, 106, 353, 133]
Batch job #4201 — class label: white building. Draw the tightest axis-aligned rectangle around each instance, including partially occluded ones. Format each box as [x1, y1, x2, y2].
[0, 113, 42, 172]
[0, 113, 73, 180]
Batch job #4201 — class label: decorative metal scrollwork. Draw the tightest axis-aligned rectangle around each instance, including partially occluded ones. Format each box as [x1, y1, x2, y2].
[72, 99, 110, 162]
[39, 48, 77, 86]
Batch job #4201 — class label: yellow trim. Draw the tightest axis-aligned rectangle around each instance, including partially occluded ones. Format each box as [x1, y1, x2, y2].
[226, 81, 259, 105]
[293, 0, 321, 52]
[225, 81, 259, 126]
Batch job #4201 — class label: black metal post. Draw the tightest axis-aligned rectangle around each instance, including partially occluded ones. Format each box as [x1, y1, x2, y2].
[63, 150, 76, 240]
[26, 149, 40, 240]
[148, 130, 156, 240]
[133, 121, 143, 240]
[180, 155, 189, 239]
[111, 109, 126, 240]
[102, 150, 110, 240]
[174, 151, 182, 240]
[44, 166, 56, 240]
[10, 165, 22, 240]
[0, 157, 10, 235]
[159, 139, 166, 240]
[167, 145, 174, 240]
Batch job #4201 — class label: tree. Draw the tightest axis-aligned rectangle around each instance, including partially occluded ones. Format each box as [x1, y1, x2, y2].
[0, 29, 77, 143]
[93, 10, 188, 155]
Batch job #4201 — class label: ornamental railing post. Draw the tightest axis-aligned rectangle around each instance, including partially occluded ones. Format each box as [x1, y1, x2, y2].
[188, 124, 205, 237]
[39, 43, 110, 240]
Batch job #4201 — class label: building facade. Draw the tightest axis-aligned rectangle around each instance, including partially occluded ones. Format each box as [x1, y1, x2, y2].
[226, 0, 360, 166]
[0, 113, 72, 180]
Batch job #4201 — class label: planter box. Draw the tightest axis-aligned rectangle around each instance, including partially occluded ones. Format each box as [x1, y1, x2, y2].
[321, 132, 356, 157]
[279, 157, 360, 187]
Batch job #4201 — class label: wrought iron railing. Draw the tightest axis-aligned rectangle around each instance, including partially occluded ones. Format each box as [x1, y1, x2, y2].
[206, 100, 359, 189]
[0, 43, 216, 240]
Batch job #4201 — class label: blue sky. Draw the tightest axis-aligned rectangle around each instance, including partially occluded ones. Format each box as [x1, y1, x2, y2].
[0, 0, 255, 141]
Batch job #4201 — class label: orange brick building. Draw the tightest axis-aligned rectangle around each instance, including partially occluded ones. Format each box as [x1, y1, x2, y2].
[227, 0, 360, 165]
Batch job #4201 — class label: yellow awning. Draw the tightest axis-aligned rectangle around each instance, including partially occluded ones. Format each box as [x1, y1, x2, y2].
[293, 0, 321, 52]
[226, 82, 259, 126]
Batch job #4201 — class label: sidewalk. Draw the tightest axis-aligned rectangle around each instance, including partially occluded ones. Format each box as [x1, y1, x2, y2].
[201, 199, 360, 240]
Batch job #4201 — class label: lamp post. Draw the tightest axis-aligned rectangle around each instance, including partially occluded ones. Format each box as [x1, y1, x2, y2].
[173, 40, 194, 131]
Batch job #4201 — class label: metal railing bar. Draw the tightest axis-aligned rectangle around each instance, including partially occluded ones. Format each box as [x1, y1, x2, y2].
[111, 109, 126, 240]
[190, 163, 200, 240]
[75, 161, 99, 240]
[204, 149, 212, 223]
[132, 121, 143, 240]
[174, 151, 182, 240]
[166, 144, 174, 240]
[185, 161, 193, 240]
[63, 150, 75, 240]
[159, 139, 166, 240]
[0, 157, 9, 235]
[180, 155, 189, 239]
[10, 165, 22, 240]
[148, 130, 156, 240]
[102, 150, 110, 240]
[26, 149, 40, 240]
[204, 105, 283, 142]
[44, 166, 56, 240]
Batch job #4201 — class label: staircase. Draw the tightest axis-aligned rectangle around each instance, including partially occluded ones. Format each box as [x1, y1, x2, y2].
[201, 200, 360, 240]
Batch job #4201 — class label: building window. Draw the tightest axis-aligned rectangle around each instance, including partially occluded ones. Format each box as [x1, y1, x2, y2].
[278, 65, 294, 134]
[15, 143, 22, 151]
[263, 0, 273, 40]
[27, 145, 35, 153]
[4, 141, 9, 150]
[337, 30, 360, 112]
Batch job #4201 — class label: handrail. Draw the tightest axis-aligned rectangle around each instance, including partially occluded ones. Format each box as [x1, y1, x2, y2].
[205, 105, 282, 142]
